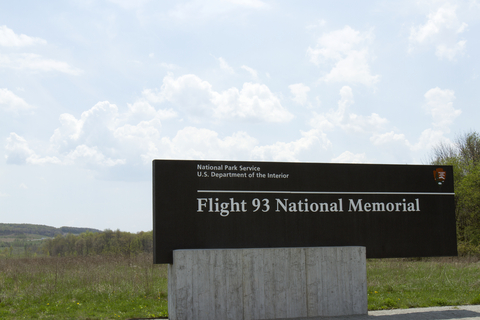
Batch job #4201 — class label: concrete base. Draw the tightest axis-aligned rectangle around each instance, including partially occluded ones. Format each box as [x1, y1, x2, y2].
[168, 247, 367, 320]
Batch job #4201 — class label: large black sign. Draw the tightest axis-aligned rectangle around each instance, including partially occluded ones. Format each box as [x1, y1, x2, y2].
[153, 160, 457, 264]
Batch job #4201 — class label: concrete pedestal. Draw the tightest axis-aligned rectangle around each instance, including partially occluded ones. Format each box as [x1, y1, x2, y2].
[168, 247, 367, 320]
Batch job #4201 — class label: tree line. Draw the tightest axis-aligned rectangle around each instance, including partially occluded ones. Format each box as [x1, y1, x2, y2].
[431, 131, 480, 254]
[41, 229, 153, 257]
[0, 223, 101, 237]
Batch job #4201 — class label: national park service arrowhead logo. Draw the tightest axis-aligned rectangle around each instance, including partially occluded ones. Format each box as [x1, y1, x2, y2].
[433, 168, 446, 185]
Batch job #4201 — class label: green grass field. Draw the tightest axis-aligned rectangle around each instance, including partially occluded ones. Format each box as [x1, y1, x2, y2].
[367, 257, 480, 310]
[1, 255, 480, 319]
[0, 254, 168, 319]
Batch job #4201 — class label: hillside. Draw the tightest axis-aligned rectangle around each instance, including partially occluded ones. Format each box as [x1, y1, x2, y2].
[0, 223, 101, 241]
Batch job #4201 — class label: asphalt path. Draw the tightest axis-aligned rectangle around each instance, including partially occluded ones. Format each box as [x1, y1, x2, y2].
[365, 305, 480, 319]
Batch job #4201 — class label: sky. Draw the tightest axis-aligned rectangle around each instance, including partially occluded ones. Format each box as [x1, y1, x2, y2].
[1, 0, 479, 232]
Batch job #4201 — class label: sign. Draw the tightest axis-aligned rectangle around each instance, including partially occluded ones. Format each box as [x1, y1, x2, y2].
[153, 160, 457, 264]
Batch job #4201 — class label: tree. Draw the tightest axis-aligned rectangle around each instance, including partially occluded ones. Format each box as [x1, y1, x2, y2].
[431, 131, 480, 251]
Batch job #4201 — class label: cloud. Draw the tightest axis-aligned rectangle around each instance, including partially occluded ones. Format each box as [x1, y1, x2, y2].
[211, 82, 294, 122]
[331, 151, 368, 163]
[143, 127, 327, 164]
[0, 25, 47, 47]
[409, 3, 468, 60]
[289, 83, 310, 106]
[307, 26, 379, 86]
[64, 145, 126, 167]
[251, 129, 331, 162]
[5, 133, 35, 165]
[0, 26, 81, 75]
[370, 131, 409, 147]
[413, 128, 449, 152]
[368, 87, 460, 161]
[241, 65, 258, 80]
[106, 0, 151, 9]
[149, 127, 258, 160]
[0, 53, 83, 75]
[435, 40, 466, 60]
[43, 100, 173, 168]
[5, 132, 60, 165]
[0, 88, 35, 114]
[217, 57, 235, 74]
[49, 100, 174, 154]
[167, 0, 268, 21]
[159, 62, 179, 70]
[5, 96, 315, 176]
[225, 0, 266, 8]
[148, 73, 293, 123]
[423, 87, 461, 132]
[309, 86, 387, 133]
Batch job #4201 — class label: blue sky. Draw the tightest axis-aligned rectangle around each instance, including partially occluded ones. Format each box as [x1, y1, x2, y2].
[1, 0, 479, 232]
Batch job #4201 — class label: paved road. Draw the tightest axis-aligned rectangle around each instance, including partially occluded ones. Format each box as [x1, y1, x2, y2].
[366, 305, 480, 319]
[138, 305, 480, 320]
[277, 306, 480, 319]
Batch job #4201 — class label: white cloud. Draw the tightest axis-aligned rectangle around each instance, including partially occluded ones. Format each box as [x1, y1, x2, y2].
[152, 73, 293, 123]
[158, 73, 216, 117]
[46, 100, 169, 167]
[64, 145, 126, 167]
[423, 87, 461, 132]
[289, 83, 310, 106]
[211, 82, 294, 122]
[0, 25, 47, 47]
[331, 151, 368, 163]
[309, 86, 387, 133]
[0, 88, 35, 114]
[435, 40, 466, 60]
[159, 62, 179, 69]
[241, 65, 258, 80]
[306, 19, 327, 30]
[370, 131, 410, 147]
[0, 53, 83, 75]
[368, 87, 461, 161]
[107, 0, 151, 9]
[153, 127, 258, 160]
[225, 0, 266, 9]
[6, 96, 316, 174]
[409, 3, 468, 60]
[167, 0, 267, 21]
[142, 88, 165, 104]
[0, 26, 81, 75]
[142, 126, 327, 164]
[5, 132, 60, 165]
[5, 133, 34, 165]
[217, 57, 235, 74]
[251, 129, 330, 162]
[369, 131, 414, 162]
[412, 128, 448, 152]
[307, 26, 379, 86]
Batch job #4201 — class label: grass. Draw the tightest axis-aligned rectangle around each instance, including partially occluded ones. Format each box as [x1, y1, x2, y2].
[1, 255, 480, 319]
[0, 253, 168, 319]
[367, 257, 480, 310]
